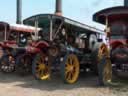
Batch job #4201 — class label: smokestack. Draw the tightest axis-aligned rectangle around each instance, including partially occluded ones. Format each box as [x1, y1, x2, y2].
[124, 0, 128, 6]
[55, 0, 62, 16]
[16, 0, 22, 24]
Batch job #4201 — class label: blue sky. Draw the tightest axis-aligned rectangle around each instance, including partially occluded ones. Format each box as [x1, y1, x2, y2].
[0, 0, 123, 29]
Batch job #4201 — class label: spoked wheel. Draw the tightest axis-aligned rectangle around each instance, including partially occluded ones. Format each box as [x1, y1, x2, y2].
[98, 43, 112, 85]
[16, 54, 32, 76]
[61, 54, 80, 84]
[0, 55, 15, 73]
[32, 53, 50, 80]
[0, 47, 4, 59]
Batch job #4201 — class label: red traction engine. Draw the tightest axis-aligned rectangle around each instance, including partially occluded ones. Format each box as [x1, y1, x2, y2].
[93, 6, 128, 76]
[0, 22, 42, 73]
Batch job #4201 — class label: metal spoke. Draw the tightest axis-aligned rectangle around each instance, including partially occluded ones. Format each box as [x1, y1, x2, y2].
[67, 72, 72, 80]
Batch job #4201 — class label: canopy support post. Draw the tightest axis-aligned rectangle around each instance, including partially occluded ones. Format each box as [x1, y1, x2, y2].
[50, 16, 53, 41]
[4, 24, 7, 41]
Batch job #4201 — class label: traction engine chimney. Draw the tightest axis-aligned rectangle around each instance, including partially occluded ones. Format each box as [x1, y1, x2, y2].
[124, 0, 128, 7]
[55, 0, 62, 16]
[16, 0, 22, 24]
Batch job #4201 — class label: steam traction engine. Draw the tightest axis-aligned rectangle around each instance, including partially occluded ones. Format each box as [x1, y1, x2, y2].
[23, 14, 107, 84]
[0, 22, 41, 73]
[93, 6, 128, 77]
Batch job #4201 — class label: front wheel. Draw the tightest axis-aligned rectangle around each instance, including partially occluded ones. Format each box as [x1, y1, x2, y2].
[61, 54, 80, 84]
[98, 43, 112, 85]
[0, 55, 15, 73]
[32, 53, 50, 80]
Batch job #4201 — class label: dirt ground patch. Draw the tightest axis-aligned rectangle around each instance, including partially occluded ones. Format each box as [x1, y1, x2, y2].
[0, 72, 127, 96]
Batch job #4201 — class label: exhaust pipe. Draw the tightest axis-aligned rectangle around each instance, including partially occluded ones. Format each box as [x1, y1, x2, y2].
[124, 0, 128, 7]
[55, 0, 62, 16]
[16, 0, 22, 24]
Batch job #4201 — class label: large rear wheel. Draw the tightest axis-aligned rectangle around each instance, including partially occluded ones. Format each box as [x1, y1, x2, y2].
[61, 54, 80, 84]
[16, 54, 32, 76]
[32, 53, 50, 80]
[98, 43, 112, 85]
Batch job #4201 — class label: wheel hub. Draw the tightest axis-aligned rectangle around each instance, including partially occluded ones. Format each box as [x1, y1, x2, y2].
[38, 64, 45, 70]
[68, 65, 74, 71]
